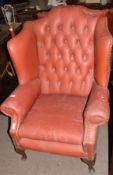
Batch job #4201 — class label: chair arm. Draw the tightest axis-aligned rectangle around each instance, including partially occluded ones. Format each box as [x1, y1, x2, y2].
[0, 78, 41, 131]
[84, 82, 109, 125]
[83, 82, 109, 159]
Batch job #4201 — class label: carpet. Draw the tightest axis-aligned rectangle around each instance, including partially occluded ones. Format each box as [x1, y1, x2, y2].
[0, 114, 108, 175]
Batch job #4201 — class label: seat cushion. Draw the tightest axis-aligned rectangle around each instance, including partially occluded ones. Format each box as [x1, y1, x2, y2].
[18, 95, 87, 145]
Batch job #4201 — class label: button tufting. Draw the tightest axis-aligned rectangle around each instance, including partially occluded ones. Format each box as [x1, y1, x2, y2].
[52, 67, 55, 72]
[40, 66, 45, 72]
[89, 69, 93, 77]
[83, 80, 86, 85]
[76, 39, 80, 48]
[64, 39, 68, 45]
[47, 79, 49, 84]
[71, 25, 75, 31]
[47, 52, 50, 58]
[89, 69, 92, 74]
[57, 53, 62, 59]
[58, 24, 62, 31]
[58, 81, 61, 87]
[83, 55, 87, 62]
[46, 25, 50, 32]
[84, 25, 89, 35]
[64, 67, 68, 71]
[37, 41, 44, 48]
[69, 81, 73, 87]
[76, 68, 80, 75]
[71, 54, 74, 61]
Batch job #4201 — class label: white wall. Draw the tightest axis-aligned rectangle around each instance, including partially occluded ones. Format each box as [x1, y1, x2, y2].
[100, 0, 108, 4]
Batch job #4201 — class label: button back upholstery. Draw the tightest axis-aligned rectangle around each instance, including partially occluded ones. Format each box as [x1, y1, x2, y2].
[0, 6, 112, 163]
[35, 7, 96, 96]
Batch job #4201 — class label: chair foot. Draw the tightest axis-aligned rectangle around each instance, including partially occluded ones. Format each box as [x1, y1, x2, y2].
[81, 156, 96, 173]
[15, 147, 27, 160]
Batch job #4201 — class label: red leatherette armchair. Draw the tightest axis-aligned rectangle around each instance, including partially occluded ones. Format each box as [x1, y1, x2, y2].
[1, 6, 112, 171]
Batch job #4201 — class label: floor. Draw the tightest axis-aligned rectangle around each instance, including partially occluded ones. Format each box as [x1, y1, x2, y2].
[0, 115, 108, 175]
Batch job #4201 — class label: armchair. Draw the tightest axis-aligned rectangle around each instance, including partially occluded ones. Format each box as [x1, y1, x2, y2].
[0, 6, 112, 172]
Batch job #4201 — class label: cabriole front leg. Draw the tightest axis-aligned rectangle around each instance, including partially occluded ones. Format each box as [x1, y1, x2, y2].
[15, 146, 27, 160]
[81, 155, 96, 173]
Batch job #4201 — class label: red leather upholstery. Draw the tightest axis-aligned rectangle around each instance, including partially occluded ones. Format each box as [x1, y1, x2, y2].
[1, 6, 112, 161]
[83, 82, 110, 159]
[35, 7, 96, 96]
[18, 95, 87, 144]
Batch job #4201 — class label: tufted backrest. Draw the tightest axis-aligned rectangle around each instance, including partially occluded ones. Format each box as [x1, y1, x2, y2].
[33, 6, 106, 96]
[7, 6, 110, 96]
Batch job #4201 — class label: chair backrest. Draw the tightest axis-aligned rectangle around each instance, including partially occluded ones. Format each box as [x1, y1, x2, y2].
[7, 6, 111, 96]
[34, 6, 107, 96]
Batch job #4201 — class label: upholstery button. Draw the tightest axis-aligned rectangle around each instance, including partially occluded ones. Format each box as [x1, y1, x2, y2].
[76, 68, 80, 75]
[83, 55, 87, 62]
[58, 81, 61, 87]
[64, 39, 68, 45]
[40, 66, 45, 72]
[47, 79, 49, 84]
[88, 39, 93, 49]
[83, 80, 86, 85]
[64, 67, 67, 71]
[47, 52, 50, 58]
[58, 24, 62, 31]
[57, 53, 62, 59]
[46, 25, 50, 32]
[84, 25, 89, 35]
[37, 41, 44, 48]
[71, 25, 75, 31]
[71, 54, 74, 61]
[52, 67, 55, 72]
[76, 39, 80, 48]
[89, 69, 93, 75]
[69, 81, 72, 87]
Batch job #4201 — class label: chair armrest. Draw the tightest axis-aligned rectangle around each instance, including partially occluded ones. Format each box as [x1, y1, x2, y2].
[83, 82, 109, 159]
[84, 82, 109, 125]
[0, 78, 41, 131]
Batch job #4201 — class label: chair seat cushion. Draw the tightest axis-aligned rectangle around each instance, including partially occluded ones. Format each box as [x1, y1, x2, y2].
[18, 95, 87, 145]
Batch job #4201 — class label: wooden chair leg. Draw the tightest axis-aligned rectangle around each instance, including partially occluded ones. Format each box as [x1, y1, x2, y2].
[81, 156, 96, 173]
[15, 147, 27, 160]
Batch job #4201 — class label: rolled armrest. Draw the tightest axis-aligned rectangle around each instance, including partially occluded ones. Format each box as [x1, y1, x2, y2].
[83, 82, 109, 159]
[84, 82, 109, 125]
[0, 78, 41, 129]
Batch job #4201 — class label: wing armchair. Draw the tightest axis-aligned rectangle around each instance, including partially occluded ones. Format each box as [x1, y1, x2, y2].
[0, 6, 112, 172]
